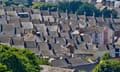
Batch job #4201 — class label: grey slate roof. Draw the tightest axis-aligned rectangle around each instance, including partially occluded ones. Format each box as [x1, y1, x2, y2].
[0, 7, 116, 66]
[51, 59, 69, 68]
[21, 22, 33, 29]
[24, 41, 37, 48]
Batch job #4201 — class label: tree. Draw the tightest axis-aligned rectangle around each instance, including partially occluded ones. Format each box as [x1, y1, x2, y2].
[101, 9, 118, 18]
[24, 0, 33, 7]
[58, 1, 83, 13]
[102, 9, 112, 18]
[58, 2, 70, 12]
[93, 60, 120, 72]
[32, 3, 45, 9]
[32, 3, 57, 11]
[69, 1, 83, 13]
[102, 53, 111, 60]
[0, 63, 11, 72]
[112, 10, 118, 18]
[0, 45, 40, 72]
[77, 3, 100, 16]
[39, 57, 51, 65]
[2, 0, 13, 6]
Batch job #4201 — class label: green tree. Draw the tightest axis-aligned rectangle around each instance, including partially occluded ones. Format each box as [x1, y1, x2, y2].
[3, 0, 13, 6]
[77, 3, 100, 16]
[102, 9, 112, 18]
[0, 63, 11, 72]
[32, 3, 45, 9]
[0, 45, 40, 72]
[102, 53, 111, 60]
[25, 0, 33, 7]
[39, 57, 51, 65]
[58, 2, 70, 12]
[102, 9, 118, 18]
[93, 60, 120, 72]
[32, 2, 57, 11]
[58, 1, 83, 13]
[69, 1, 83, 13]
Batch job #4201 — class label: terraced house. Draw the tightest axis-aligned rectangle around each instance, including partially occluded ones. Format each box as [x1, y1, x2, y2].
[0, 5, 120, 71]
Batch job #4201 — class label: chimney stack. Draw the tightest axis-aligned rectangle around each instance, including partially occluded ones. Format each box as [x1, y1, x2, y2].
[65, 9, 69, 20]
[102, 13, 104, 22]
[111, 13, 113, 23]
[48, 7, 51, 15]
[93, 12, 95, 18]
[75, 11, 79, 21]
[84, 11, 87, 22]
[57, 7, 60, 18]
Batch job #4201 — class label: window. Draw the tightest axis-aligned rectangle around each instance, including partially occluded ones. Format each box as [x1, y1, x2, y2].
[115, 48, 119, 52]
[115, 53, 119, 57]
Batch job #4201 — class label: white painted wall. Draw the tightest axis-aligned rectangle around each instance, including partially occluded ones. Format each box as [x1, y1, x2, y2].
[114, 1, 120, 8]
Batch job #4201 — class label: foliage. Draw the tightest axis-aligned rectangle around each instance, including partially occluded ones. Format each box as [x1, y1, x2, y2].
[32, 2, 45, 9]
[92, 60, 120, 72]
[58, 1, 83, 13]
[24, 0, 33, 7]
[102, 9, 112, 18]
[112, 10, 118, 18]
[1, 0, 118, 18]
[3, 0, 13, 6]
[102, 9, 118, 18]
[0, 45, 40, 72]
[32, 2, 57, 11]
[77, 3, 100, 16]
[0, 63, 11, 72]
[102, 53, 111, 60]
[39, 57, 51, 65]
[57, 1, 117, 17]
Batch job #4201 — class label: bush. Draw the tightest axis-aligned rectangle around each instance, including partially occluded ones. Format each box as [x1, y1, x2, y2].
[102, 53, 111, 60]
[0, 45, 40, 72]
[93, 60, 120, 72]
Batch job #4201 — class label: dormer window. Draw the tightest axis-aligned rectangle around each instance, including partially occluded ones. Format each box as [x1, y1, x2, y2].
[18, 12, 29, 18]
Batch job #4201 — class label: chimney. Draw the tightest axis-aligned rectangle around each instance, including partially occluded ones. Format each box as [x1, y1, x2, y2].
[14, 27, 16, 34]
[111, 13, 113, 23]
[57, 8, 60, 18]
[102, 13, 104, 22]
[10, 38, 13, 46]
[93, 12, 97, 23]
[48, 7, 51, 15]
[40, 12, 44, 22]
[93, 12, 95, 18]
[0, 24, 2, 32]
[46, 28, 50, 36]
[84, 11, 87, 22]
[75, 11, 79, 21]
[65, 9, 69, 20]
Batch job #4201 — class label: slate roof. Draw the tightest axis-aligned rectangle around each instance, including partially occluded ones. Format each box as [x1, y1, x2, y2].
[0, 37, 11, 43]
[51, 59, 70, 67]
[31, 14, 41, 20]
[0, 7, 116, 67]
[38, 42, 53, 56]
[51, 43, 67, 56]
[24, 41, 37, 48]
[43, 16, 55, 22]
[11, 37, 24, 46]
[6, 11, 17, 17]
[68, 58, 90, 67]
[0, 24, 15, 37]
[21, 22, 33, 29]
[41, 65, 75, 72]
[0, 9, 5, 15]
[34, 24, 48, 36]
[0, 18, 7, 24]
